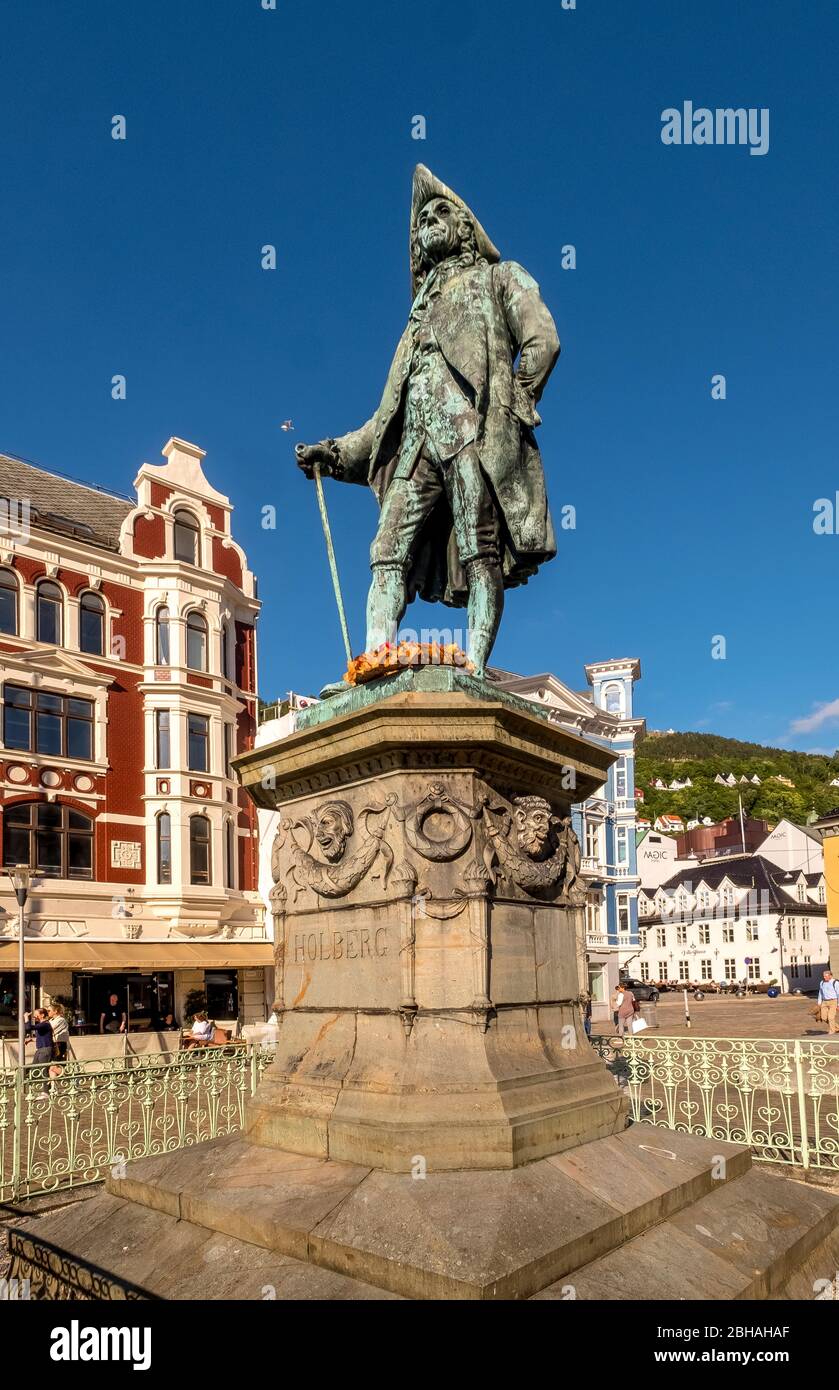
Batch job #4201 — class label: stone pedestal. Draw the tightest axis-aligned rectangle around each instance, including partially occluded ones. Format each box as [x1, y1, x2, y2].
[235, 669, 625, 1171]
[10, 669, 839, 1301]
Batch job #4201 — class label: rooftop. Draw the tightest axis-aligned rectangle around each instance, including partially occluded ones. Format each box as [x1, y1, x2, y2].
[0, 451, 134, 552]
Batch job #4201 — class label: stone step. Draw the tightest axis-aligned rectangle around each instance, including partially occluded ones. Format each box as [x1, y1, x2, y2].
[533, 1167, 839, 1300]
[11, 1192, 401, 1301]
[87, 1125, 752, 1299]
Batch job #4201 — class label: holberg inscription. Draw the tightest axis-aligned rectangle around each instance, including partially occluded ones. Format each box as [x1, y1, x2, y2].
[292, 926, 389, 963]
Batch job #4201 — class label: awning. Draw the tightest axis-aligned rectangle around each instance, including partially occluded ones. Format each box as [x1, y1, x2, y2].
[0, 942, 274, 970]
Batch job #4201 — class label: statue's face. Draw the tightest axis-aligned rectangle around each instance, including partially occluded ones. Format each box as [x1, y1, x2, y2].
[416, 197, 463, 263]
[514, 802, 554, 860]
[316, 806, 350, 862]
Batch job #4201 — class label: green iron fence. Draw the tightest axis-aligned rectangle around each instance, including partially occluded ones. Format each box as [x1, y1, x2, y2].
[0, 1042, 277, 1203]
[5, 1033, 836, 1200]
[591, 1033, 839, 1172]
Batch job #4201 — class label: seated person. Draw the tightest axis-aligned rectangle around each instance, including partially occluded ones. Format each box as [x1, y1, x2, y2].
[190, 1011, 214, 1042]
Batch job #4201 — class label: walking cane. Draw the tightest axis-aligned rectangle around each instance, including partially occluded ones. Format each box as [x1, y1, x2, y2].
[297, 446, 353, 665]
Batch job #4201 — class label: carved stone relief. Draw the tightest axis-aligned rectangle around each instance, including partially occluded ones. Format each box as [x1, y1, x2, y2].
[272, 796, 395, 903]
[482, 794, 584, 903]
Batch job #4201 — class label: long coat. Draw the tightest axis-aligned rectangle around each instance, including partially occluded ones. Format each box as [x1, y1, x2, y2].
[334, 260, 560, 607]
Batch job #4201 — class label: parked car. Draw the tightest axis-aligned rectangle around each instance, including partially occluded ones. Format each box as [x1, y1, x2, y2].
[619, 977, 659, 1003]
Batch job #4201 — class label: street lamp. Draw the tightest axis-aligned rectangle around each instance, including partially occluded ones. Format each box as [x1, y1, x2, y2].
[8, 865, 31, 1068]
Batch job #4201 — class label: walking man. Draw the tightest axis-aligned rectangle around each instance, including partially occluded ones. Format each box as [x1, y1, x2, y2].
[817, 969, 839, 1034]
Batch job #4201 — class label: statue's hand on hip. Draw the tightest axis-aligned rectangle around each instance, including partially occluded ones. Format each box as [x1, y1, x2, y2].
[295, 442, 337, 479]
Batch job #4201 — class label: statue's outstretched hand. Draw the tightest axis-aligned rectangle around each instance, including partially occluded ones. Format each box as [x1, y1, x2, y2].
[295, 442, 335, 479]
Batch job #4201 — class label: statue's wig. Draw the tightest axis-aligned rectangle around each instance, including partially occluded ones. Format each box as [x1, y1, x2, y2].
[513, 795, 554, 817]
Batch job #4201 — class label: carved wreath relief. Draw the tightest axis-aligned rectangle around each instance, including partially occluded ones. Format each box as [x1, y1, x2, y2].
[268, 782, 583, 1025]
[269, 784, 584, 909]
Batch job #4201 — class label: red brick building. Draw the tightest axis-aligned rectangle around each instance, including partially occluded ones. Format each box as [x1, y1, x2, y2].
[0, 437, 271, 1033]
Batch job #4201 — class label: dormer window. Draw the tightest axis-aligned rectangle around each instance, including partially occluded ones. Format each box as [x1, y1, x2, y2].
[36, 580, 63, 645]
[173, 510, 199, 566]
[79, 591, 105, 656]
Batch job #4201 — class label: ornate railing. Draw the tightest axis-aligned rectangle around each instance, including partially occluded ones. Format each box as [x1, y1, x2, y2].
[0, 1042, 277, 1203]
[591, 1034, 839, 1171]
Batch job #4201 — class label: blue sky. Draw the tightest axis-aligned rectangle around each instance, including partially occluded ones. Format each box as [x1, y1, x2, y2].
[2, 0, 838, 751]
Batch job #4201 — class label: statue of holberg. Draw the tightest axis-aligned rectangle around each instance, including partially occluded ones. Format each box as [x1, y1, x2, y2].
[296, 164, 560, 677]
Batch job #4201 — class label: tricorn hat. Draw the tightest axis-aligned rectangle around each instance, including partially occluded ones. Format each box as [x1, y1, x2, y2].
[410, 164, 500, 292]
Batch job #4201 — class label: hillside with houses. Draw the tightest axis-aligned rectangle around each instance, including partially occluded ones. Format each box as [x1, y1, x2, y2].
[635, 731, 839, 832]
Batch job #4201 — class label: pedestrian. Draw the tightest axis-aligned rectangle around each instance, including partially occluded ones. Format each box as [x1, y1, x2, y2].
[580, 992, 592, 1038]
[817, 970, 839, 1035]
[27, 1009, 54, 1064]
[47, 1003, 70, 1061]
[25, 1009, 56, 1097]
[99, 993, 126, 1035]
[616, 981, 637, 1038]
[610, 984, 622, 1031]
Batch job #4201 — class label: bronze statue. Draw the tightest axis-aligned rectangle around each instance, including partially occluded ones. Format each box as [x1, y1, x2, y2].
[297, 165, 560, 678]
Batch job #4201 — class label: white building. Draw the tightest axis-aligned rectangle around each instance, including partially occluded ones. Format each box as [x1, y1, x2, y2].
[758, 818, 824, 874]
[635, 829, 692, 889]
[634, 851, 828, 993]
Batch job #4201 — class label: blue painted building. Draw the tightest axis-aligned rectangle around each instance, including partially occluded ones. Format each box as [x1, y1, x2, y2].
[491, 659, 644, 1022]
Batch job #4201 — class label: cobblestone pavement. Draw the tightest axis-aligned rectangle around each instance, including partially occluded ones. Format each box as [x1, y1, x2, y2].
[650, 992, 836, 1040]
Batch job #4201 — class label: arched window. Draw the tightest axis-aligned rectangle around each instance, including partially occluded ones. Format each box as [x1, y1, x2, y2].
[173, 510, 199, 566]
[79, 591, 105, 655]
[0, 570, 18, 635]
[156, 812, 172, 885]
[189, 814, 211, 885]
[603, 683, 623, 715]
[186, 611, 207, 671]
[36, 581, 63, 645]
[155, 606, 170, 665]
[3, 802, 93, 879]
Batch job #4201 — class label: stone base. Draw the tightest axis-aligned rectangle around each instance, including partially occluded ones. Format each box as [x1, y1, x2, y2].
[246, 1006, 627, 1172]
[11, 1129, 839, 1300]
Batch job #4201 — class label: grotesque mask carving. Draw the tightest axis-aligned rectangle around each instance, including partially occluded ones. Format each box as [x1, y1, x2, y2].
[315, 801, 354, 862]
[513, 796, 556, 861]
